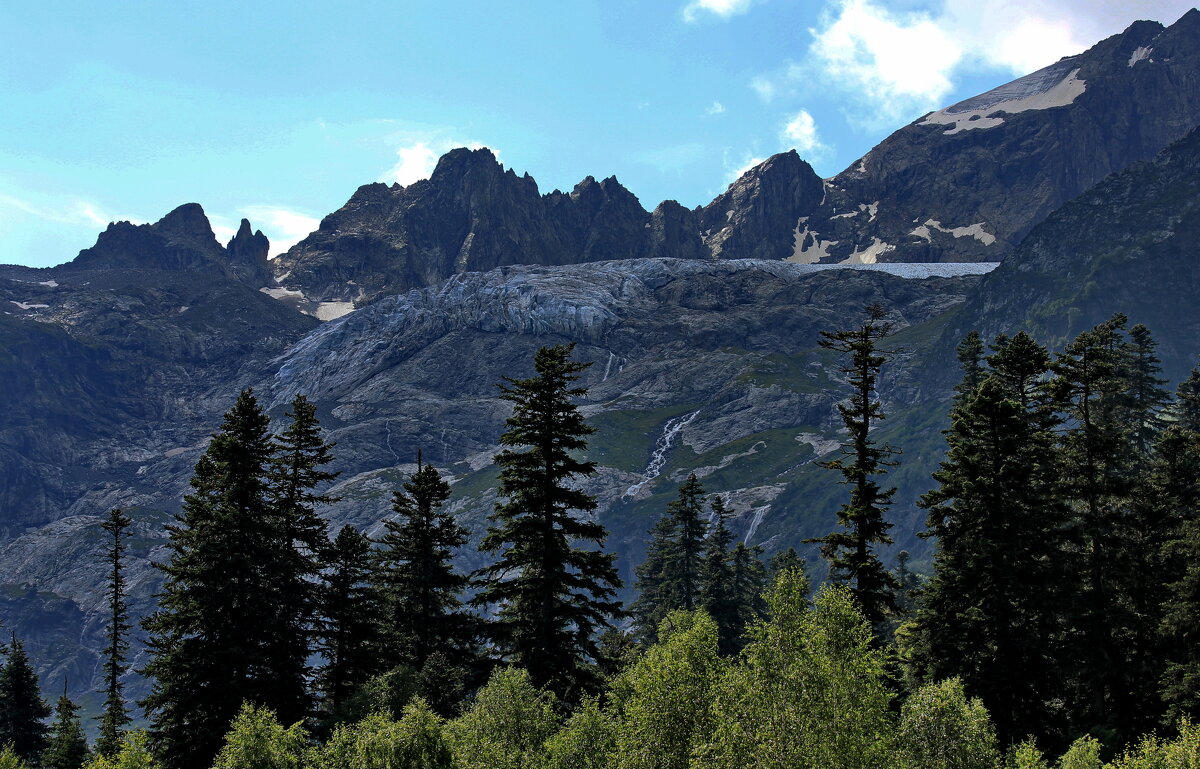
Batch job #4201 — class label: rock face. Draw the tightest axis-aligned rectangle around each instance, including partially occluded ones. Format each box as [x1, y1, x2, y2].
[799, 12, 1200, 265]
[273, 13, 1200, 307]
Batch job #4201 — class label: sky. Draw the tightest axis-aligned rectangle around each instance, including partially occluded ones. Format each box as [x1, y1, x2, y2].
[1, 0, 1194, 267]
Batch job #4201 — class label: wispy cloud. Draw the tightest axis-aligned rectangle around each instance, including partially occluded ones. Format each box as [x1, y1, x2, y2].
[723, 151, 766, 185]
[634, 142, 708, 174]
[781, 109, 829, 157]
[706, 101, 727, 116]
[683, 0, 755, 23]
[0, 192, 139, 230]
[240, 206, 320, 257]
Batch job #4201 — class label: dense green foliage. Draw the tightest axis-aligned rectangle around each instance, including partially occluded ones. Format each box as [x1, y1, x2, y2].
[41, 695, 90, 769]
[0, 637, 51, 764]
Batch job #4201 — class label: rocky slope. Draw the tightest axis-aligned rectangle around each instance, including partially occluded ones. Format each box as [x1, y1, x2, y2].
[272, 13, 1200, 309]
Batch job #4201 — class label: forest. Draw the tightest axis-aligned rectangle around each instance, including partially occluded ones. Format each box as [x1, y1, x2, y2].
[3, 308, 1200, 769]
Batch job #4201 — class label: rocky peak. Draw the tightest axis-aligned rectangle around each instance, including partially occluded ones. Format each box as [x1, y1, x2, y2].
[151, 202, 219, 245]
[226, 219, 272, 287]
[68, 203, 224, 274]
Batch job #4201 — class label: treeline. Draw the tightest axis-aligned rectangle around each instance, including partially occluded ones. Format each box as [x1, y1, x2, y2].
[4, 312, 1200, 768]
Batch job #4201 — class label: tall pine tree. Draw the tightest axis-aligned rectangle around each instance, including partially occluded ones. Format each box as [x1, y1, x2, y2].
[806, 304, 899, 629]
[263, 393, 337, 725]
[374, 455, 475, 713]
[475, 344, 622, 703]
[0, 636, 51, 765]
[96, 507, 131, 758]
[630, 515, 677, 644]
[315, 524, 383, 725]
[142, 389, 308, 769]
[699, 495, 739, 654]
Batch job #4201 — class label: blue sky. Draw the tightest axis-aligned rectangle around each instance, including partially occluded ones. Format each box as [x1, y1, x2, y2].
[1, 0, 1193, 267]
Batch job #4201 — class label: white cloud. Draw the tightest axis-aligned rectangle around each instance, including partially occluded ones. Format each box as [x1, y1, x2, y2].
[683, 0, 755, 23]
[758, 0, 1196, 127]
[781, 109, 829, 156]
[380, 138, 496, 187]
[0, 192, 140, 230]
[706, 101, 727, 116]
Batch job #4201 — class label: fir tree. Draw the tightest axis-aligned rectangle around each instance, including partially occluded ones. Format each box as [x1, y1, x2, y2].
[374, 456, 475, 714]
[0, 636, 51, 764]
[699, 495, 739, 655]
[1052, 315, 1155, 740]
[475, 344, 622, 703]
[988, 331, 1052, 415]
[1122, 323, 1171, 461]
[263, 393, 337, 725]
[729, 543, 768, 638]
[41, 694, 89, 769]
[911, 374, 1067, 745]
[893, 550, 920, 620]
[96, 508, 132, 758]
[664, 474, 707, 613]
[806, 304, 899, 629]
[142, 389, 305, 769]
[316, 525, 384, 726]
[630, 516, 678, 644]
[1176, 361, 1200, 433]
[954, 331, 985, 406]
[767, 548, 805, 583]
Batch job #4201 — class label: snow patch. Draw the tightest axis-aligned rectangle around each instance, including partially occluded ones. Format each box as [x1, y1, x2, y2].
[920, 63, 1085, 135]
[260, 286, 305, 300]
[840, 237, 894, 264]
[831, 210, 858, 219]
[177, 306, 189, 313]
[314, 301, 355, 321]
[911, 219, 996, 246]
[1129, 47, 1153, 67]
[9, 301, 48, 310]
[38, 280, 58, 287]
[787, 222, 838, 264]
[795, 432, 841, 457]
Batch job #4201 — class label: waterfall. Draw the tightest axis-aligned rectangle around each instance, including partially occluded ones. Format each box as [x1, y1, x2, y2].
[622, 410, 700, 499]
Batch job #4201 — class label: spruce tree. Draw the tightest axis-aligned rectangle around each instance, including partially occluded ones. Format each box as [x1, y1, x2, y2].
[806, 304, 899, 629]
[1176, 361, 1200, 433]
[374, 456, 475, 713]
[729, 542, 768, 638]
[630, 516, 677, 644]
[96, 507, 131, 758]
[1122, 323, 1171, 461]
[41, 694, 89, 769]
[1052, 315, 1151, 740]
[0, 636, 51, 764]
[663, 474, 707, 612]
[954, 331, 985, 406]
[911, 372, 1067, 745]
[475, 344, 622, 703]
[699, 496, 739, 655]
[316, 524, 383, 725]
[767, 547, 805, 583]
[264, 393, 337, 725]
[142, 389, 304, 769]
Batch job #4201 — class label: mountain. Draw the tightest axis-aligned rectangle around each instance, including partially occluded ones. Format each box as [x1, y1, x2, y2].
[6, 12, 1200, 710]
[271, 13, 1200, 311]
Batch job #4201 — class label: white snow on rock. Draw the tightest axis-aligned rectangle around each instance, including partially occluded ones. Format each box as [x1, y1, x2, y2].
[260, 286, 305, 300]
[1129, 46, 1153, 66]
[314, 301, 356, 321]
[37, 280, 58, 287]
[919, 60, 1085, 135]
[909, 219, 996, 246]
[840, 237, 895, 264]
[787, 222, 839, 264]
[9, 301, 49, 310]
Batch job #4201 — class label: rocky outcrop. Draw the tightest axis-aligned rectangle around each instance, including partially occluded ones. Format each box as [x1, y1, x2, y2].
[799, 11, 1200, 265]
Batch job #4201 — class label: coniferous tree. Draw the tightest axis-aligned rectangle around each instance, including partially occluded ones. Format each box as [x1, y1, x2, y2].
[1122, 324, 1171, 461]
[264, 393, 337, 725]
[475, 344, 622, 703]
[664, 474, 707, 613]
[96, 508, 132, 758]
[1176, 361, 1200, 433]
[374, 456, 474, 713]
[911, 369, 1067, 745]
[316, 525, 384, 726]
[806, 304, 899, 629]
[0, 636, 51, 764]
[767, 548, 805, 583]
[699, 496, 739, 655]
[142, 389, 304, 769]
[729, 543, 768, 640]
[954, 331, 985, 406]
[630, 516, 677, 644]
[1052, 315, 1148, 739]
[41, 694, 89, 769]
[892, 550, 921, 620]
